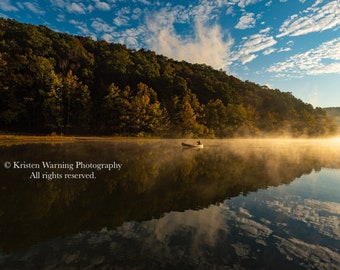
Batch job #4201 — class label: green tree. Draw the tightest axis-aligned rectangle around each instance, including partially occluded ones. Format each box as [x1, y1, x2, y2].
[129, 83, 169, 135]
[205, 99, 228, 137]
[133, 49, 160, 79]
[62, 70, 91, 133]
[41, 71, 63, 133]
[170, 93, 208, 137]
[103, 83, 133, 134]
[223, 103, 258, 136]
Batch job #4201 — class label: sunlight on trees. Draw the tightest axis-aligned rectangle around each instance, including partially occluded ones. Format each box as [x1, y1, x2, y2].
[0, 18, 337, 137]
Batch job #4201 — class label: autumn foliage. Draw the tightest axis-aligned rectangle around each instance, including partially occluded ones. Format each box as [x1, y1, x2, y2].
[0, 18, 336, 137]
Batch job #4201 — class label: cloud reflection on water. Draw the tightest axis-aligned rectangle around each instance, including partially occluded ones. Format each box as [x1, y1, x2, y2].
[1, 139, 340, 269]
[1, 169, 339, 269]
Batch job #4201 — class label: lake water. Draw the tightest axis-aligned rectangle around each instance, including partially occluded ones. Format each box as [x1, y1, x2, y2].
[0, 138, 339, 269]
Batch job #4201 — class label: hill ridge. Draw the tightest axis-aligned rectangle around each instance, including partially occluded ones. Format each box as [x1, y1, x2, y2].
[0, 18, 337, 137]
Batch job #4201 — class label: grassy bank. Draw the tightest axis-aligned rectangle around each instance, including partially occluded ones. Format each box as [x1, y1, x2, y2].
[0, 134, 151, 146]
[0, 134, 76, 146]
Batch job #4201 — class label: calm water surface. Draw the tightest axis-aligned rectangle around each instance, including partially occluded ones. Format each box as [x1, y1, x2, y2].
[0, 139, 339, 269]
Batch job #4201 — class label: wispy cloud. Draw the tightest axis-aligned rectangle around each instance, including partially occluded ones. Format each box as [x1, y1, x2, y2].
[91, 18, 115, 33]
[118, 27, 146, 47]
[0, 0, 18, 11]
[231, 31, 277, 64]
[113, 16, 130, 27]
[131, 7, 142, 20]
[136, 0, 151, 5]
[113, 6, 131, 27]
[277, 1, 340, 37]
[18, 2, 45, 15]
[268, 37, 340, 76]
[56, 13, 65, 22]
[69, 19, 96, 39]
[277, 47, 291, 53]
[90, 14, 144, 47]
[51, 0, 93, 14]
[263, 47, 276, 55]
[51, 0, 65, 9]
[189, 0, 220, 23]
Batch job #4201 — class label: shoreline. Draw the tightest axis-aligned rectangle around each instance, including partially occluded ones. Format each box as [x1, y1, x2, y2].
[0, 134, 76, 146]
[0, 134, 167, 146]
[1, 134, 340, 146]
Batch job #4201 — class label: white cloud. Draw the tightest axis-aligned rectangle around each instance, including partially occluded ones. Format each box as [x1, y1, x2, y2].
[224, 0, 260, 9]
[312, 0, 324, 8]
[308, 62, 340, 75]
[51, 0, 93, 14]
[51, 0, 65, 9]
[226, 6, 234, 15]
[94, 19, 145, 47]
[91, 18, 115, 32]
[277, 1, 340, 37]
[190, 0, 220, 23]
[265, 0, 272, 7]
[124, 36, 140, 47]
[259, 27, 271, 34]
[93, 0, 111, 11]
[137, 0, 151, 5]
[268, 37, 340, 76]
[277, 47, 291, 53]
[286, 40, 294, 46]
[56, 13, 65, 22]
[67, 2, 86, 14]
[87, 4, 95, 13]
[235, 12, 256, 29]
[240, 54, 258, 64]
[101, 33, 114, 42]
[263, 48, 276, 55]
[69, 19, 95, 38]
[144, 8, 234, 70]
[235, 0, 260, 8]
[113, 6, 132, 26]
[0, 0, 18, 11]
[132, 7, 142, 20]
[116, 26, 146, 48]
[231, 32, 277, 64]
[20, 2, 45, 15]
[113, 16, 129, 27]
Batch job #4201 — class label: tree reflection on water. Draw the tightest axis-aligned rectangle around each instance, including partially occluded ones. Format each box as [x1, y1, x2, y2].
[0, 139, 340, 269]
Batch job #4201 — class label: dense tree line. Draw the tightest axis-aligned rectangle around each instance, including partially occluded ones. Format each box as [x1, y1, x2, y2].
[0, 18, 337, 137]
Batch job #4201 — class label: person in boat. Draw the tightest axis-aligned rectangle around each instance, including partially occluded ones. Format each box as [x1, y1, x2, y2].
[197, 140, 202, 145]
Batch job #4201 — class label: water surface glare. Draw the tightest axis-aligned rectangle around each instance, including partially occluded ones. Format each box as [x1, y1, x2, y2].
[0, 139, 339, 269]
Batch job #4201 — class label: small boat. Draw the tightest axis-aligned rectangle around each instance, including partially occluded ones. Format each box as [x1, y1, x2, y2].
[181, 142, 204, 148]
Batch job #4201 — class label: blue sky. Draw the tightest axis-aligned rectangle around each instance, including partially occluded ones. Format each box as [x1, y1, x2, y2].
[0, 0, 339, 107]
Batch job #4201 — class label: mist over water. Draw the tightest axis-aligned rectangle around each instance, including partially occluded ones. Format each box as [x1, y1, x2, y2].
[0, 138, 340, 269]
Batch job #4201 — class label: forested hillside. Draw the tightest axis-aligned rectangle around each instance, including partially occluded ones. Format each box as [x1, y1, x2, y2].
[0, 18, 336, 137]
